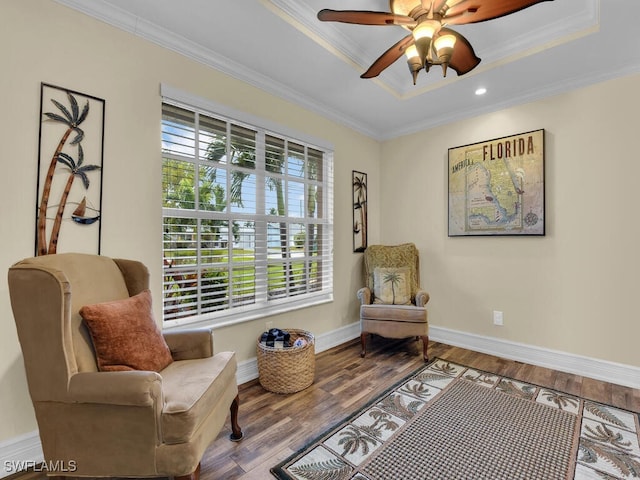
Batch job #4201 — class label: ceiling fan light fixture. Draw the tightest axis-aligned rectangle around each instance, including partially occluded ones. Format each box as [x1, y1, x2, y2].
[316, 0, 550, 85]
[404, 44, 419, 60]
[404, 45, 422, 85]
[412, 20, 439, 41]
[412, 20, 440, 66]
[434, 33, 457, 76]
[434, 34, 456, 55]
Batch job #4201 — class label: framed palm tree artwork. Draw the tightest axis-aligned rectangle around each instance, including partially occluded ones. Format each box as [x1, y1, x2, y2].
[35, 83, 105, 255]
[352, 170, 367, 252]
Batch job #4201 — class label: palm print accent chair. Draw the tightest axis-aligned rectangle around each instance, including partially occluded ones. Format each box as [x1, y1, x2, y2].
[357, 243, 430, 361]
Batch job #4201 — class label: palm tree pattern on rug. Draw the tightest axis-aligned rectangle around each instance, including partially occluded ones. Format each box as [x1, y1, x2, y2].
[272, 359, 640, 480]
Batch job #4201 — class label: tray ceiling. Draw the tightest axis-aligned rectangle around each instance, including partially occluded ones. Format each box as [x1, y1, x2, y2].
[54, 0, 640, 139]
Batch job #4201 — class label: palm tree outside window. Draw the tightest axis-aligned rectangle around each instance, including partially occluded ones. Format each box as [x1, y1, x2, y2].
[161, 101, 333, 326]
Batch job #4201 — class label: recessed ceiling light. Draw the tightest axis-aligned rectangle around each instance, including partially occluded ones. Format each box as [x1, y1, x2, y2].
[475, 87, 487, 96]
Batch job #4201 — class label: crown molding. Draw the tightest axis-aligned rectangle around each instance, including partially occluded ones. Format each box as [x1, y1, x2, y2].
[267, 0, 601, 99]
[52, 0, 629, 141]
[263, 0, 410, 93]
[52, 0, 379, 139]
[475, 0, 599, 66]
[382, 62, 640, 140]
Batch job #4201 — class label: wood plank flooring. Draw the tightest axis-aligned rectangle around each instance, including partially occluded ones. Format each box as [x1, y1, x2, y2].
[10, 337, 640, 480]
[205, 337, 640, 480]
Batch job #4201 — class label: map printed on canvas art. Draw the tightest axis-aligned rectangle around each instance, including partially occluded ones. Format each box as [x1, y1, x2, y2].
[448, 129, 544, 236]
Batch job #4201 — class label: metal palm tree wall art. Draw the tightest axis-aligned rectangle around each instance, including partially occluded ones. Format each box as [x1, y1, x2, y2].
[35, 84, 104, 255]
[353, 171, 368, 252]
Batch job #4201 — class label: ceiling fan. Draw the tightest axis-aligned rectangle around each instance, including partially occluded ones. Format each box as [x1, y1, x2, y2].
[317, 0, 552, 84]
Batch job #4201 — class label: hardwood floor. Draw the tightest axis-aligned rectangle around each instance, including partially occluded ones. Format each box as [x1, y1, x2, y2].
[10, 337, 640, 480]
[206, 336, 640, 479]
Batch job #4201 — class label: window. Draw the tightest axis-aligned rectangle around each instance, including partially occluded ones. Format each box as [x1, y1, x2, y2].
[161, 99, 333, 327]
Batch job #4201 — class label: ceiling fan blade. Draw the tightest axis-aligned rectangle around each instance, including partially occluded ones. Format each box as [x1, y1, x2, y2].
[317, 9, 416, 27]
[438, 28, 481, 75]
[443, 0, 552, 25]
[361, 34, 415, 79]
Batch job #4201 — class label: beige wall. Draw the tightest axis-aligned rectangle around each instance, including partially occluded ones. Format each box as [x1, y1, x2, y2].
[0, 1, 380, 442]
[381, 75, 640, 367]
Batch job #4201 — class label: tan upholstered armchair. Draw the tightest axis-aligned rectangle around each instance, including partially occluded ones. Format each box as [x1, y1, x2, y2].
[357, 243, 430, 361]
[8, 253, 242, 480]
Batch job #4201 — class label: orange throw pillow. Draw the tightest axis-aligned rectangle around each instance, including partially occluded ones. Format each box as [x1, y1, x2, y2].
[80, 290, 173, 372]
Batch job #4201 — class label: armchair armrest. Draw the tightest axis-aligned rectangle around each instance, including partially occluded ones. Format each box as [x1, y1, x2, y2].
[357, 287, 372, 305]
[163, 328, 214, 360]
[415, 290, 430, 307]
[68, 371, 162, 406]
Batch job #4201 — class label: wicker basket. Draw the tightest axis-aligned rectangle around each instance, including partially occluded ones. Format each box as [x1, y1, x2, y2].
[256, 329, 315, 394]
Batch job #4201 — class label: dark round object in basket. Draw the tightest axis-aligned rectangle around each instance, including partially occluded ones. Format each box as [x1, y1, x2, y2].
[257, 329, 315, 394]
[260, 328, 291, 348]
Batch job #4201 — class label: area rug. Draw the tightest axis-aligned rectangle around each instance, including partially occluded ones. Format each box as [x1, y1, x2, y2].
[271, 358, 640, 480]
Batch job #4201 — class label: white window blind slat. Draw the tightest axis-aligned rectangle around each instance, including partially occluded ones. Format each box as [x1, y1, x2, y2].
[161, 100, 333, 326]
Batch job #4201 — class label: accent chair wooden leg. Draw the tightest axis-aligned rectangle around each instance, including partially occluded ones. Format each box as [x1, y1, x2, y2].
[229, 394, 243, 441]
[360, 332, 368, 358]
[421, 335, 429, 362]
[175, 462, 200, 480]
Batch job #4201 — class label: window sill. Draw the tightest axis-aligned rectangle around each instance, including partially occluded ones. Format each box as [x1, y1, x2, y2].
[162, 293, 333, 332]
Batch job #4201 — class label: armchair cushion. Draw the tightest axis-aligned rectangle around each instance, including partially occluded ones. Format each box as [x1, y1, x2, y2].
[80, 289, 173, 372]
[361, 303, 427, 323]
[161, 351, 237, 443]
[372, 266, 411, 305]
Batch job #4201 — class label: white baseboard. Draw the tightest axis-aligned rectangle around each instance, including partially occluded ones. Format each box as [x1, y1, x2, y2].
[241, 323, 640, 389]
[0, 430, 43, 479]
[4, 321, 639, 477]
[429, 325, 640, 389]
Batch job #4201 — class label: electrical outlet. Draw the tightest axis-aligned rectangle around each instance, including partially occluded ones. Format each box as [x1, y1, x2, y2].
[493, 310, 504, 326]
[265, 321, 274, 330]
